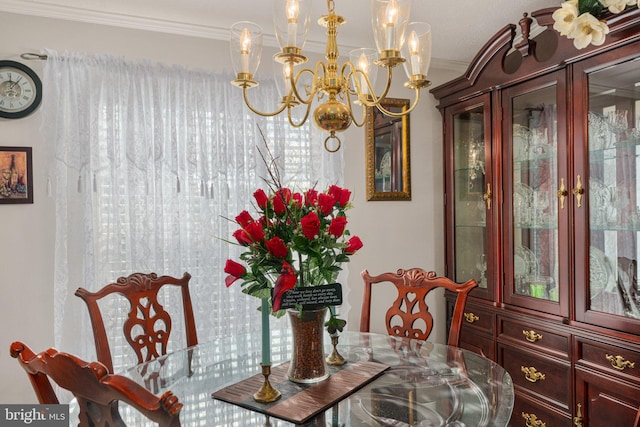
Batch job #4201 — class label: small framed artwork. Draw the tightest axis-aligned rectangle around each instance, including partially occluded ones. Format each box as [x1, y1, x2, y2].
[365, 98, 411, 201]
[0, 146, 33, 204]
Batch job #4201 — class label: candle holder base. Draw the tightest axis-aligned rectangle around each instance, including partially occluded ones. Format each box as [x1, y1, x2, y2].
[326, 334, 346, 366]
[253, 364, 281, 403]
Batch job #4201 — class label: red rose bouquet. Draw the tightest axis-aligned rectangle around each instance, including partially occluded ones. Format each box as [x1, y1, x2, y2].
[224, 183, 363, 332]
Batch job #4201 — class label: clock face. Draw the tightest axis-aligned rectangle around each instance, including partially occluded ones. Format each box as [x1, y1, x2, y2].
[0, 60, 42, 119]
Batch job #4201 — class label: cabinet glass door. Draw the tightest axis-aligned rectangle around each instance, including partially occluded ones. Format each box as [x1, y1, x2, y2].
[446, 95, 493, 299]
[504, 72, 567, 316]
[585, 56, 640, 323]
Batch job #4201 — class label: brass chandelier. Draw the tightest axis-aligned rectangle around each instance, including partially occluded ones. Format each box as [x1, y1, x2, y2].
[230, 0, 432, 152]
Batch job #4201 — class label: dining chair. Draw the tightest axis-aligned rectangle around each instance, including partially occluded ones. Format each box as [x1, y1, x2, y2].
[10, 341, 183, 427]
[360, 268, 478, 346]
[75, 272, 198, 373]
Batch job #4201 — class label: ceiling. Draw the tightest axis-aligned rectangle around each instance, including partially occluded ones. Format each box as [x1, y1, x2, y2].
[1, 0, 558, 64]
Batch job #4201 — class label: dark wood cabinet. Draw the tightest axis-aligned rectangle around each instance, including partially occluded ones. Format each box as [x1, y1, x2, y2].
[433, 6, 640, 426]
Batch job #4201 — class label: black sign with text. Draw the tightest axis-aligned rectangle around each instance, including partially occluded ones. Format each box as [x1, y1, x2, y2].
[277, 283, 343, 310]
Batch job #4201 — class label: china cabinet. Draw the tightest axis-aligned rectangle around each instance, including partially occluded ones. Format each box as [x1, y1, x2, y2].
[433, 7, 640, 426]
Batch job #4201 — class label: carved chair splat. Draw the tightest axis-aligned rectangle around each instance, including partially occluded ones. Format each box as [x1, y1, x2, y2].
[75, 272, 198, 373]
[360, 268, 478, 347]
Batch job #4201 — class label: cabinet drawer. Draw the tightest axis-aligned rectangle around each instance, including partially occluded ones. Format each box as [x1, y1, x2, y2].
[510, 391, 572, 427]
[575, 337, 640, 382]
[459, 328, 495, 360]
[498, 317, 569, 358]
[499, 344, 571, 408]
[460, 304, 494, 335]
[575, 366, 640, 427]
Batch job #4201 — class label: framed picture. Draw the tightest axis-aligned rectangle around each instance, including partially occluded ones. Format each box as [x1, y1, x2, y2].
[0, 146, 33, 204]
[365, 98, 411, 201]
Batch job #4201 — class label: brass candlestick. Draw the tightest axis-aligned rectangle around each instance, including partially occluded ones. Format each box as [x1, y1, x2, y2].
[253, 364, 281, 403]
[326, 333, 346, 366]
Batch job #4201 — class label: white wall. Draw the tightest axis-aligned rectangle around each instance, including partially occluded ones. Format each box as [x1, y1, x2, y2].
[0, 11, 465, 403]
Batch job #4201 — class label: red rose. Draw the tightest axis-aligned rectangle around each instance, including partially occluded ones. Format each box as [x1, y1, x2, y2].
[273, 193, 287, 215]
[329, 185, 351, 207]
[224, 259, 246, 287]
[329, 216, 347, 237]
[245, 221, 265, 242]
[317, 193, 336, 216]
[233, 229, 252, 246]
[253, 189, 269, 209]
[292, 192, 303, 208]
[345, 236, 363, 254]
[300, 211, 321, 239]
[265, 236, 288, 258]
[235, 210, 254, 227]
[304, 188, 318, 206]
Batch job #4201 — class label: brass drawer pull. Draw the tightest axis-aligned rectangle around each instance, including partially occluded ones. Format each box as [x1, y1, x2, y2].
[557, 178, 568, 210]
[522, 412, 546, 427]
[483, 183, 492, 210]
[605, 354, 636, 371]
[521, 366, 546, 383]
[464, 312, 479, 323]
[572, 174, 584, 208]
[522, 329, 543, 343]
[573, 403, 583, 427]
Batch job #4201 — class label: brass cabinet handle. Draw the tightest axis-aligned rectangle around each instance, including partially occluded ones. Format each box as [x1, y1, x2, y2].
[483, 183, 492, 210]
[522, 412, 546, 427]
[464, 312, 479, 323]
[572, 174, 584, 208]
[521, 366, 546, 383]
[605, 354, 636, 371]
[557, 178, 568, 210]
[573, 403, 583, 427]
[522, 329, 543, 343]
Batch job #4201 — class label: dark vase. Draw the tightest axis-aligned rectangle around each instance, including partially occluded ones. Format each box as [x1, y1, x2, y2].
[287, 307, 329, 383]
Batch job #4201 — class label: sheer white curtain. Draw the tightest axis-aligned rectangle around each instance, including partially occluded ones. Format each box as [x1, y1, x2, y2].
[42, 49, 343, 372]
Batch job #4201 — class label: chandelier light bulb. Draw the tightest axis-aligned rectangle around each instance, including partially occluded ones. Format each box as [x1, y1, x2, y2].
[385, 0, 398, 50]
[283, 62, 293, 94]
[240, 27, 252, 73]
[286, 0, 299, 47]
[358, 52, 370, 95]
[408, 30, 420, 75]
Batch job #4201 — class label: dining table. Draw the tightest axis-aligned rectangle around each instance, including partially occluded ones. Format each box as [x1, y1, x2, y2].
[69, 331, 514, 426]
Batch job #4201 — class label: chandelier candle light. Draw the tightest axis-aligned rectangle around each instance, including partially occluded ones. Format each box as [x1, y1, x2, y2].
[230, 0, 432, 152]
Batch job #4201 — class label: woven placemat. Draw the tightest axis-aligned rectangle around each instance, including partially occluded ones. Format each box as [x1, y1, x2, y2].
[212, 360, 389, 424]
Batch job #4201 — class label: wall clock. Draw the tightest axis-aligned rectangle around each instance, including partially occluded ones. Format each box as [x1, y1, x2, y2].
[0, 60, 42, 119]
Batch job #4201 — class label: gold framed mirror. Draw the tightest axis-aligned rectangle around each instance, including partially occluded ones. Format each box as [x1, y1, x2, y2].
[365, 98, 411, 201]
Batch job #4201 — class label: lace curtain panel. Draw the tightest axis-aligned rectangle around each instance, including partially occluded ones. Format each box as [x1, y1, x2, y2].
[42, 49, 344, 374]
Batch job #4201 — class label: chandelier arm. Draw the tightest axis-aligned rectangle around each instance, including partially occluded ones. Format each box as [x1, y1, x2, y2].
[370, 66, 394, 105]
[349, 66, 394, 108]
[286, 101, 313, 128]
[343, 85, 366, 128]
[291, 65, 319, 105]
[242, 86, 288, 117]
[348, 103, 367, 128]
[375, 89, 422, 117]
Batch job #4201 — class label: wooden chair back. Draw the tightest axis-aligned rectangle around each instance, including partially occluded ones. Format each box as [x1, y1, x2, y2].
[360, 268, 478, 347]
[10, 341, 182, 427]
[75, 272, 198, 373]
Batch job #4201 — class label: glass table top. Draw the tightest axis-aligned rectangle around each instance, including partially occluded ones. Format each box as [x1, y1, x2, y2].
[70, 331, 513, 426]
